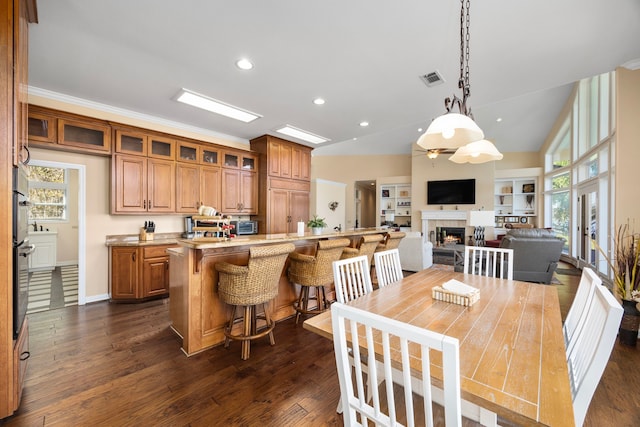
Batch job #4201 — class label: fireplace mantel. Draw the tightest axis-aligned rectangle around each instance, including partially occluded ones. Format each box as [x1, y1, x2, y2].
[421, 210, 468, 242]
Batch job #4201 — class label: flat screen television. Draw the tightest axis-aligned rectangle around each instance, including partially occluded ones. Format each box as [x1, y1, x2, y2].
[427, 179, 475, 205]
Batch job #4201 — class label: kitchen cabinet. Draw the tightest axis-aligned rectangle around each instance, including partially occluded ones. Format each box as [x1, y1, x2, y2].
[27, 107, 56, 145]
[221, 168, 257, 214]
[250, 135, 312, 234]
[27, 231, 57, 271]
[114, 128, 175, 160]
[57, 117, 111, 154]
[112, 154, 175, 214]
[252, 134, 311, 181]
[110, 244, 177, 301]
[269, 183, 310, 233]
[220, 151, 257, 214]
[111, 246, 140, 300]
[176, 163, 221, 213]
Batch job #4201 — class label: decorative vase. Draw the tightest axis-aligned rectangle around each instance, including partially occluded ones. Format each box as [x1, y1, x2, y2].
[619, 299, 640, 347]
[312, 227, 323, 236]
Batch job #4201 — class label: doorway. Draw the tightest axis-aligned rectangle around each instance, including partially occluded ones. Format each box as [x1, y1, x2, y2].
[577, 183, 598, 271]
[354, 181, 376, 228]
[26, 159, 86, 314]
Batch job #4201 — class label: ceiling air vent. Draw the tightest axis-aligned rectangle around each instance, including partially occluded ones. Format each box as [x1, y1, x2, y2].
[419, 70, 445, 87]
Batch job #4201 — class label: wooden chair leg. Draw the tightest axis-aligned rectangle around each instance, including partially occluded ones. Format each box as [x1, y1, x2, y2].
[225, 305, 237, 348]
[263, 303, 275, 346]
[241, 305, 252, 360]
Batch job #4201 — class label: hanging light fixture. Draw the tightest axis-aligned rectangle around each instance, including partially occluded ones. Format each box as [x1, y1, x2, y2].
[416, 0, 502, 163]
[449, 139, 503, 163]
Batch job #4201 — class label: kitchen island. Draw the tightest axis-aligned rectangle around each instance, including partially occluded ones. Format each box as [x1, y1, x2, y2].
[169, 228, 387, 356]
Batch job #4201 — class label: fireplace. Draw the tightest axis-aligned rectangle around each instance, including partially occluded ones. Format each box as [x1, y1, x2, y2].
[435, 226, 465, 245]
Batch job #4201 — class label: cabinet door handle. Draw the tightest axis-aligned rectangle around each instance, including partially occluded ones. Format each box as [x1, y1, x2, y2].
[20, 351, 31, 361]
[148, 199, 151, 209]
[165, 260, 169, 270]
[143, 200, 146, 209]
[132, 252, 136, 262]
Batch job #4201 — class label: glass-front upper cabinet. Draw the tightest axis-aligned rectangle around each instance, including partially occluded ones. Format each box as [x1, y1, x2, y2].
[200, 147, 219, 165]
[28, 110, 57, 144]
[176, 140, 199, 163]
[115, 130, 147, 155]
[58, 118, 111, 154]
[148, 136, 175, 160]
[223, 151, 256, 171]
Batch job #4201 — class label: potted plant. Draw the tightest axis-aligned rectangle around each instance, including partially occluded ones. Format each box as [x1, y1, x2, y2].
[597, 222, 640, 346]
[307, 214, 327, 235]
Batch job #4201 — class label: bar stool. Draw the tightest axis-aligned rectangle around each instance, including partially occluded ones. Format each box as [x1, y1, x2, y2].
[288, 238, 351, 323]
[215, 242, 295, 360]
[371, 231, 405, 282]
[341, 234, 384, 268]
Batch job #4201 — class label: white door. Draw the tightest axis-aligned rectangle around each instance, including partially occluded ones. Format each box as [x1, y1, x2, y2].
[577, 183, 598, 270]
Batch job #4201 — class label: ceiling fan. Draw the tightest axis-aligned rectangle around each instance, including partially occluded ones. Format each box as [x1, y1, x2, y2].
[413, 147, 457, 159]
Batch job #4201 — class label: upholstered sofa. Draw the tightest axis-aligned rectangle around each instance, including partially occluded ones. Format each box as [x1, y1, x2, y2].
[499, 228, 565, 284]
[398, 231, 433, 272]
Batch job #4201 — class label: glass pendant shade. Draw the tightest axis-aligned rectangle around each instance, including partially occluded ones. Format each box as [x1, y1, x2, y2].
[417, 113, 484, 150]
[449, 139, 503, 164]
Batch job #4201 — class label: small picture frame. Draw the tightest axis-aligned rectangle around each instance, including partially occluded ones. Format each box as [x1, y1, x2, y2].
[522, 183, 535, 193]
[381, 189, 390, 197]
[399, 190, 409, 197]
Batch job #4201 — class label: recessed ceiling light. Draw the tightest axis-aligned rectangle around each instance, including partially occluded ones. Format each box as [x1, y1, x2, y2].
[496, 117, 503, 122]
[235, 58, 254, 70]
[418, 128, 423, 132]
[275, 125, 329, 144]
[313, 98, 325, 105]
[175, 89, 261, 123]
[359, 121, 369, 127]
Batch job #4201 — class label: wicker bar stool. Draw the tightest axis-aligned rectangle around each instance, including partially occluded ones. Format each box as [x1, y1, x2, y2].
[371, 231, 405, 279]
[215, 242, 295, 360]
[288, 238, 351, 324]
[340, 234, 384, 268]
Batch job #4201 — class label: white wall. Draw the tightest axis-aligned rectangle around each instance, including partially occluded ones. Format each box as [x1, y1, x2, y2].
[310, 179, 346, 231]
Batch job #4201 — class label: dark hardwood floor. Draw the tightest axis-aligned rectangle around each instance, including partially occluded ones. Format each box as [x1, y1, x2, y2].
[2, 266, 640, 426]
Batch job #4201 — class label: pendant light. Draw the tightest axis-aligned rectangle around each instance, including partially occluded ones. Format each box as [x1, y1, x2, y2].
[417, 0, 502, 163]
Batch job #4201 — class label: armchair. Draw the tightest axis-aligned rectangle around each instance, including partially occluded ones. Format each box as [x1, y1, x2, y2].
[499, 228, 565, 284]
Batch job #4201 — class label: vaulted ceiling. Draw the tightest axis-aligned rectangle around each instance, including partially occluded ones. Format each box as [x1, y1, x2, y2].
[28, 0, 640, 156]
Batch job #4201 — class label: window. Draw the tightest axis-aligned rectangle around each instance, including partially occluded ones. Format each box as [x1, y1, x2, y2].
[29, 166, 68, 221]
[551, 172, 570, 253]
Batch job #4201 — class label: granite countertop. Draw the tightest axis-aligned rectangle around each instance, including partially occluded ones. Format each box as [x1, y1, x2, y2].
[176, 227, 389, 250]
[106, 228, 390, 249]
[105, 232, 182, 247]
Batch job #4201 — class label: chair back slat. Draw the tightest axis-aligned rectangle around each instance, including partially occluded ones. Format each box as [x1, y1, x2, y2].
[331, 302, 462, 427]
[566, 284, 623, 427]
[563, 267, 601, 356]
[374, 249, 403, 288]
[463, 246, 514, 280]
[333, 256, 373, 303]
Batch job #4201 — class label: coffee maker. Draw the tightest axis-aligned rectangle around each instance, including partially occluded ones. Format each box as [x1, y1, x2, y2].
[182, 216, 194, 238]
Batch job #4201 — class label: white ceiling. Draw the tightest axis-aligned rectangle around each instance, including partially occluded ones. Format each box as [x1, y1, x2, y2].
[28, 0, 640, 156]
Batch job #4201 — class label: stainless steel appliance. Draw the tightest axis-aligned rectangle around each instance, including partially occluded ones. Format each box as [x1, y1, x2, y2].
[12, 166, 34, 339]
[230, 220, 258, 235]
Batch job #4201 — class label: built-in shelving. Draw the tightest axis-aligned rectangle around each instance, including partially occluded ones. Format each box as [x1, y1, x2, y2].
[494, 174, 538, 232]
[379, 184, 411, 226]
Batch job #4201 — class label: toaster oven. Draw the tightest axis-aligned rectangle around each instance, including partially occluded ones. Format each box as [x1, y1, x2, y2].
[230, 220, 258, 235]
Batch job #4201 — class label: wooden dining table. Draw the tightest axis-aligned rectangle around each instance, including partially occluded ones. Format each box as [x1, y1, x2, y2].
[303, 268, 574, 427]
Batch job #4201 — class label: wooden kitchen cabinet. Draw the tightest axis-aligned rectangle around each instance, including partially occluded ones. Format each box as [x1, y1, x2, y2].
[112, 154, 175, 214]
[252, 135, 311, 181]
[269, 185, 310, 233]
[250, 135, 312, 233]
[111, 244, 177, 301]
[58, 117, 111, 154]
[27, 108, 56, 145]
[114, 129, 175, 160]
[176, 163, 221, 213]
[111, 246, 140, 299]
[221, 168, 257, 214]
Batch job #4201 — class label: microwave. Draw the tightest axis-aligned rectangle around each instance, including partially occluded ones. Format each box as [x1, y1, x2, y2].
[230, 220, 258, 235]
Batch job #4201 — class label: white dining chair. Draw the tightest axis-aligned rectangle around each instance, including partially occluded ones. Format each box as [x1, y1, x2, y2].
[563, 267, 601, 357]
[331, 302, 463, 427]
[373, 248, 403, 288]
[566, 284, 622, 427]
[463, 246, 514, 280]
[332, 255, 373, 303]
